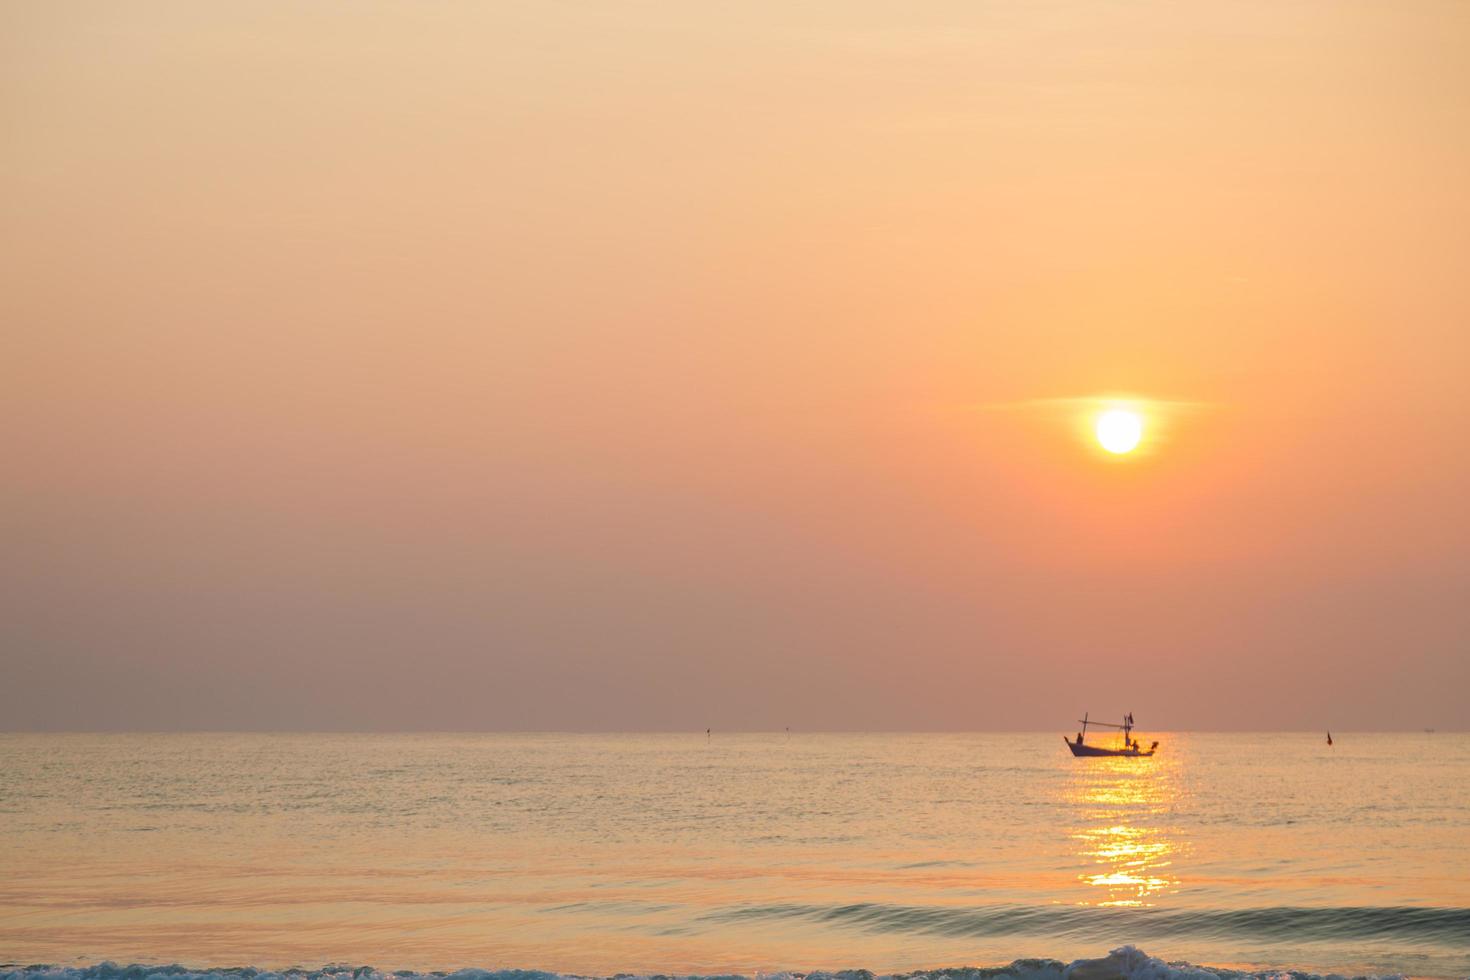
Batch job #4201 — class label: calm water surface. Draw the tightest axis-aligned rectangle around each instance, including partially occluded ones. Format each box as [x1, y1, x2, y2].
[0, 734, 1465, 978]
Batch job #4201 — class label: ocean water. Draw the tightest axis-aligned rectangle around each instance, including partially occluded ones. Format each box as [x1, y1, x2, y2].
[0, 734, 1465, 980]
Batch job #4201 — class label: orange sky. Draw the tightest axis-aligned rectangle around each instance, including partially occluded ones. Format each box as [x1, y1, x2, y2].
[3, 1, 1467, 730]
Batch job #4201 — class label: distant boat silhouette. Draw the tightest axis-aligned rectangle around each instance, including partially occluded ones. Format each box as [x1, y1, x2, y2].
[1327, 731, 1333, 746]
[1064, 712, 1158, 757]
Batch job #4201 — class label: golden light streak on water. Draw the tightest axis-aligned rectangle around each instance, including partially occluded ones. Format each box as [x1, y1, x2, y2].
[1066, 753, 1182, 907]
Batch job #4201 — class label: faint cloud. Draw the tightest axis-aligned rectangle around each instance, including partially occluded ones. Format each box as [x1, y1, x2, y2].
[971, 395, 1218, 414]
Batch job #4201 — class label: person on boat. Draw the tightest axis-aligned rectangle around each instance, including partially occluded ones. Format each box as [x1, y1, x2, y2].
[1076, 731, 1084, 745]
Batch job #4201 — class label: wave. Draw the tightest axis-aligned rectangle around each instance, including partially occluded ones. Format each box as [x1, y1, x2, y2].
[701, 904, 1470, 945]
[0, 948, 1414, 980]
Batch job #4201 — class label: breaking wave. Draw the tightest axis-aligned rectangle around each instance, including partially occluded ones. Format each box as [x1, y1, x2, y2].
[0, 948, 1422, 980]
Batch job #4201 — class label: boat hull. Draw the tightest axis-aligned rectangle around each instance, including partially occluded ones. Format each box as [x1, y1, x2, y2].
[1065, 738, 1156, 757]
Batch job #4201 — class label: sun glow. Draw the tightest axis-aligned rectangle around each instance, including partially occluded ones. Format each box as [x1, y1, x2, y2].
[1096, 409, 1143, 454]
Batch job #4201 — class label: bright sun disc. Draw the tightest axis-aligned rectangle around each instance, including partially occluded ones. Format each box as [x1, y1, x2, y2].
[1096, 409, 1142, 454]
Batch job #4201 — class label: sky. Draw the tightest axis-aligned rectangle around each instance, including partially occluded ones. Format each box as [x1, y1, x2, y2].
[3, 1, 1467, 731]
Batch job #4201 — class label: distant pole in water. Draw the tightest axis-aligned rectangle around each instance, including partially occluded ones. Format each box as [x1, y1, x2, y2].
[707, 728, 711, 740]
[1327, 731, 1333, 746]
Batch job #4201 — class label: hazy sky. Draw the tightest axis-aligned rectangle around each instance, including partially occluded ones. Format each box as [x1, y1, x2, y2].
[3, 1, 1467, 731]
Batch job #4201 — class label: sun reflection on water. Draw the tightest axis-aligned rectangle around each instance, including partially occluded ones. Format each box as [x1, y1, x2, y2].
[1065, 755, 1184, 907]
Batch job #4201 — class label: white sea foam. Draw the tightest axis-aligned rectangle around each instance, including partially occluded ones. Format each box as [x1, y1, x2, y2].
[0, 949, 1415, 980]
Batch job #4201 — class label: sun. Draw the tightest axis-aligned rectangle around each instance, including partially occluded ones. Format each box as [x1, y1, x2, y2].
[1096, 409, 1143, 454]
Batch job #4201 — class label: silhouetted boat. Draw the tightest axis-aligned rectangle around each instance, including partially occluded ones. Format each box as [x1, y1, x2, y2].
[1064, 712, 1158, 757]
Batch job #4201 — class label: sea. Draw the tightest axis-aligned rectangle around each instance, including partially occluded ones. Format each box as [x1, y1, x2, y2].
[1, 734, 1466, 980]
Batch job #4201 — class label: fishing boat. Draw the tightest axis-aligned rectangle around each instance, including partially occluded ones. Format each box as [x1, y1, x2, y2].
[1064, 712, 1158, 757]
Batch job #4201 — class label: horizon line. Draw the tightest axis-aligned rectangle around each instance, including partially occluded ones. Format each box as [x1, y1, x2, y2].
[0, 728, 1454, 735]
